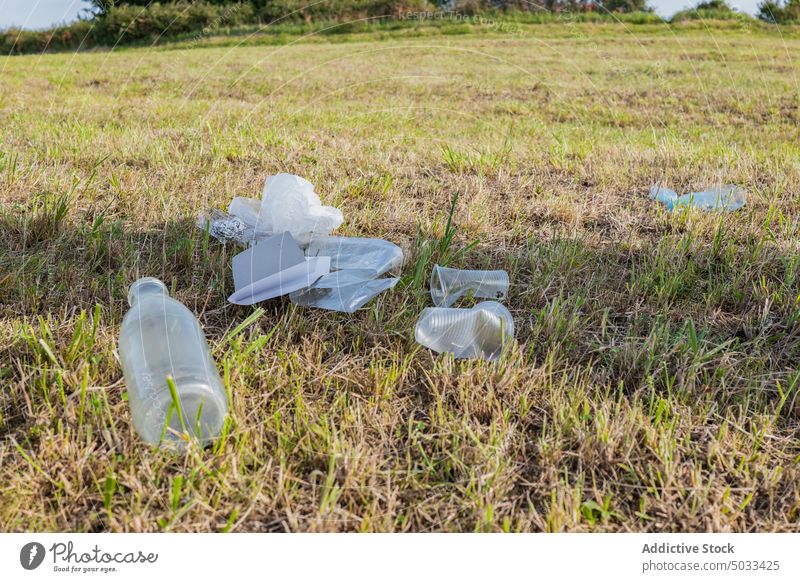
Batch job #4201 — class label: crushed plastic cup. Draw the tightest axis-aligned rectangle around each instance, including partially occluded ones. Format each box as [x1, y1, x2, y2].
[430, 264, 509, 307]
[414, 301, 514, 361]
[649, 184, 746, 212]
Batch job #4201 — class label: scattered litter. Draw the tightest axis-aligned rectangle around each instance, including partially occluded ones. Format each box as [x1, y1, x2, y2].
[414, 301, 514, 361]
[290, 236, 403, 313]
[119, 277, 228, 449]
[198, 173, 343, 245]
[198, 174, 402, 312]
[430, 264, 509, 308]
[415, 262, 515, 360]
[228, 232, 330, 305]
[649, 184, 746, 212]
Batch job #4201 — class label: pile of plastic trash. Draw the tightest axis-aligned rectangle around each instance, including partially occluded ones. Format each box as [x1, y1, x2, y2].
[414, 264, 514, 361]
[118, 172, 407, 448]
[197, 173, 402, 313]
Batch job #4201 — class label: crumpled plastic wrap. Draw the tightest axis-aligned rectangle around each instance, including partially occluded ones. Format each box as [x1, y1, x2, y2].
[197, 173, 343, 245]
[305, 236, 403, 277]
[289, 272, 399, 313]
[196, 209, 254, 245]
[228, 197, 271, 239]
[289, 236, 404, 313]
[262, 174, 343, 244]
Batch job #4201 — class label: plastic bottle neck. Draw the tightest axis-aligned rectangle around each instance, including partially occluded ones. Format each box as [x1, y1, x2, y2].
[128, 277, 168, 307]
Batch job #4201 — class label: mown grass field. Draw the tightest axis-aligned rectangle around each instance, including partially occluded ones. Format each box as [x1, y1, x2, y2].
[1, 22, 800, 532]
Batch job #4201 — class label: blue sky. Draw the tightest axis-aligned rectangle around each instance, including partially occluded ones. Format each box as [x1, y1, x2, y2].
[0, 0, 763, 30]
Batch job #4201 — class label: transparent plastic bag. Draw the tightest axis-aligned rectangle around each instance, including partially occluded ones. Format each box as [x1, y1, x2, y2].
[228, 232, 330, 305]
[289, 236, 404, 313]
[198, 174, 343, 245]
[229, 196, 272, 237]
[306, 236, 403, 277]
[290, 272, 399, 313]
[414, 301, 514, 361]
[262, 174, 343, 244]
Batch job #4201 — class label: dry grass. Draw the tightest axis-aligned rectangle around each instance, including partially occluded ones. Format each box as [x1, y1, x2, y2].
[1, 22, 800, 532]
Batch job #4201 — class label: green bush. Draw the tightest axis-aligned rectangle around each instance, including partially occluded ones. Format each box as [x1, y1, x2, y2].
[0, 2, 439, 55]
[0, 2, 255, 54]
[256, 0, 434, 21]
[671, 0, 751, 22]
[443, 0, 651, 13]
[600, 0, 651, 12]
[93, 2, 255, 44]
[0, 20, 95, 55]
[758, 0, 800, 23]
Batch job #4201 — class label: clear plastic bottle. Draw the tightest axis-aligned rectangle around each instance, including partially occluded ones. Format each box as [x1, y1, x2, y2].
[649, 184, 746, 212]
[414, 301, 514, 361]
[119, 278, 228, 449]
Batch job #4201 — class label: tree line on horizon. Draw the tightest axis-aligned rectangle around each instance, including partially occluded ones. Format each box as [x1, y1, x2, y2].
[83, 0, 800, 23]
[1, 0, 798, 56]
[84, 1, 651, 15]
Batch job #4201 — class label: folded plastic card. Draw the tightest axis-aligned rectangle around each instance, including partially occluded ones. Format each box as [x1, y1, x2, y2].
[228, 232, 330, 305]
